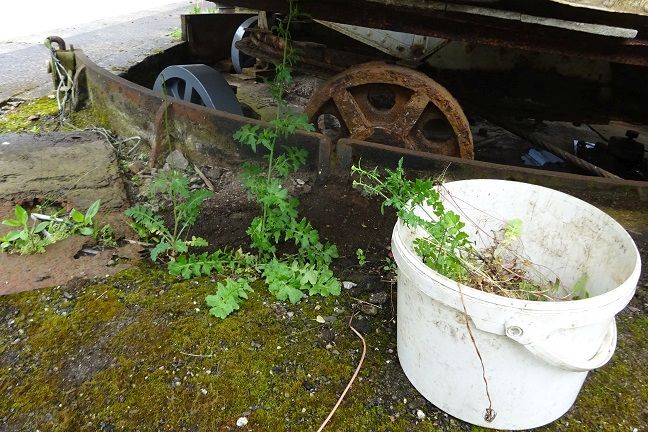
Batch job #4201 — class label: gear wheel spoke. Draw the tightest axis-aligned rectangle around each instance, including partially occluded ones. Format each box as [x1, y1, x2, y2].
[392, 92, 430, 139]
[332, 89, 372, 141]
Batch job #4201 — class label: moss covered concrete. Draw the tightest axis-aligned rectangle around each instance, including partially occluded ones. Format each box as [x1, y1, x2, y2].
[67, 104, 113, 131]
[0, 95, 117, 135]
[0, 261, 645, 431]
[0, 264, 434, 431]
[0, 98, 646, 429]
[0, 97, 59, 133]
[599, 207, 648, 234]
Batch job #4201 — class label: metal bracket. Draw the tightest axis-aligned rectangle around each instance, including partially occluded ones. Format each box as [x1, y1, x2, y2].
[44, 36, 79, 115]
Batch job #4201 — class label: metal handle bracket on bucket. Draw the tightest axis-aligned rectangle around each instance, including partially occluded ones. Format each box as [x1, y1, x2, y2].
[505, 319, 617, 372]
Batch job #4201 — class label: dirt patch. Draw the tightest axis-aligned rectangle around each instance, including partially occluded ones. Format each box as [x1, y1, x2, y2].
[187, 172, 396, 267]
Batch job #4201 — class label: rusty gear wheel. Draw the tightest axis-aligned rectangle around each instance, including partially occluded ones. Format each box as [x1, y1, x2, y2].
[306, 62, 474, 159]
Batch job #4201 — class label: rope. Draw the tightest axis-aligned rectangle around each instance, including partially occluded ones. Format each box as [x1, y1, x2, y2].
[47, 42, 74, 121]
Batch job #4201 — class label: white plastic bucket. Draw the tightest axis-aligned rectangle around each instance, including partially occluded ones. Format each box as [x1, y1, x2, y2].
[392, 179, 641, 430]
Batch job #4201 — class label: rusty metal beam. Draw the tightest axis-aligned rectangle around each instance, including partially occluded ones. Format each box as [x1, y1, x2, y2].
[362, 0, 648, 30]
[546, 0, 648, 17]
[236, 30, 385, 77]
[233, 24, 647, 124]
[75, 49, 332, 179]
[336, 138, 648, 204]
[64, 38, 645, 199]
[215, 0, 648, 66]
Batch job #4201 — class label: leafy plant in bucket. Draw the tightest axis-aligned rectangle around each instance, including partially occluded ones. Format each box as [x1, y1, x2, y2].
[352, 159, 472, 280]
[351, 159, 577, 301]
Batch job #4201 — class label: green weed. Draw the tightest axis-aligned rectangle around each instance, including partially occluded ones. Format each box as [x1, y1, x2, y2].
[352, 160, 581, 301]
[0, 205, 50, 254]
[204, 0, 340, 318]
[168, 28, 182, 42]
[356, 248, 366, 267]
[124, 170, 212, 262]
[1, 200, 115, 254]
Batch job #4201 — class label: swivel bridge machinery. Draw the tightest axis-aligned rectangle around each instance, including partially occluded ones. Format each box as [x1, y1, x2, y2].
[46, 0, 648, 198]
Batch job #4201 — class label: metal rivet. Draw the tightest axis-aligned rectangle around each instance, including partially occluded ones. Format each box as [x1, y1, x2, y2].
[506, 326, 523, 337]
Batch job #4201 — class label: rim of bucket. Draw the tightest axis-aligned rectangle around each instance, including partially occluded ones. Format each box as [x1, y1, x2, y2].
[392, 179, 642, 314]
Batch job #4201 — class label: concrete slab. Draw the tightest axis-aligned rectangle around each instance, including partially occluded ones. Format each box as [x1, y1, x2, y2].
[0, 132, 129, 210]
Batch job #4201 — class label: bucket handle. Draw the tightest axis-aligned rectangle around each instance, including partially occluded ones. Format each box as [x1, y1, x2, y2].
[504, 320, 617, 372]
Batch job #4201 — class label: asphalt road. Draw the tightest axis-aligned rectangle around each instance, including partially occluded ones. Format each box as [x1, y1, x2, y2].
[0, 2, 190, 103]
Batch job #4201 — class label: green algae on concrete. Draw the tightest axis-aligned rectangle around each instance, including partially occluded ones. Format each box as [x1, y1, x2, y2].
[0, 263, 646, 431]
[0, 96, 115, 135]
[0, 97, 59, 133]
[0, 264, 452, 431]
[67, 105, 112, 131]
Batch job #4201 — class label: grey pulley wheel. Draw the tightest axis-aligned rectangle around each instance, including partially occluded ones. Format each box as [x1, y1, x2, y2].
[231, 16, 258, 73]
[153, 64, 243, 115]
